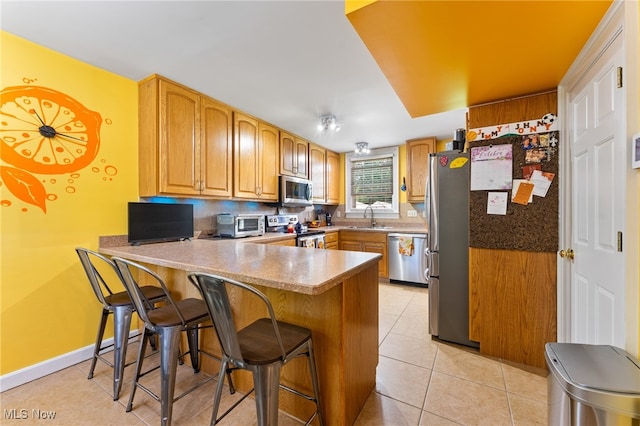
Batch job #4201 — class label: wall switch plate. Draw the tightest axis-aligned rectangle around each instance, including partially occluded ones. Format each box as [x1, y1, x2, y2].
[336, 211, 341, 218]
[407, 210, 417, 217]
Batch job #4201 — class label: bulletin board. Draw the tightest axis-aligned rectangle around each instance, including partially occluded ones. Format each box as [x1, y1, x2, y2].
[468, 132, 559, 252]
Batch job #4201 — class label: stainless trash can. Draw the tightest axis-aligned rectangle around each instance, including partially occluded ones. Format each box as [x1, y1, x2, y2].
[545, 343, 640, 425]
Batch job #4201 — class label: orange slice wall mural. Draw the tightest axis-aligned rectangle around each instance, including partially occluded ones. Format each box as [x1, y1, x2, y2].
[1, 30, 139, 375]
[0, 85, 111, 213]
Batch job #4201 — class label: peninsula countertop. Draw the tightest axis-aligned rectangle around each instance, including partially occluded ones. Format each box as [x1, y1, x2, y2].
[99, 237, 380, 295]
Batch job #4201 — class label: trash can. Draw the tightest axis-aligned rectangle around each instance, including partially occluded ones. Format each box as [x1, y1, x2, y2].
[545, 343, 640, 425]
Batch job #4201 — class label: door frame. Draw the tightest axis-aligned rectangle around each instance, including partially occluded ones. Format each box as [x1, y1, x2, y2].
[557, 0, 640, 354]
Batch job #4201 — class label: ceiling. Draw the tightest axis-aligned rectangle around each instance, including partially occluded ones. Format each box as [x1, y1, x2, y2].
[1, 1, 611, 153]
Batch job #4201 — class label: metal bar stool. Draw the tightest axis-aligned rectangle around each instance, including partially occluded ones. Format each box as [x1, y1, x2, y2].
[188, 272, 324, 426]
[76, 247, 167, 401]
[113, 257, 214, 426]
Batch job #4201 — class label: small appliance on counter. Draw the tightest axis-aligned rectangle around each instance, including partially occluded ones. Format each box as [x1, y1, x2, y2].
[216, 213, 264, 238]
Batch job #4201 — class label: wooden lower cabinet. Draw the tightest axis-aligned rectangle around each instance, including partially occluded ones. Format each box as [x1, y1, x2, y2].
[339, 231, 388, 278]
[270, 238, 296, 247]
[325, 231, 339, 250]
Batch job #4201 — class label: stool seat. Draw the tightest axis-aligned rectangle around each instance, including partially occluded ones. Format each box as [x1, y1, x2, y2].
[147, 298, 208, 327]
[239, 318, 311, 365]
[104, 286, 164, 306]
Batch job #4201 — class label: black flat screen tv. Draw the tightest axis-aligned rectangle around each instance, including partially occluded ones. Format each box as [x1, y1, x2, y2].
[128, 202, 194, 245]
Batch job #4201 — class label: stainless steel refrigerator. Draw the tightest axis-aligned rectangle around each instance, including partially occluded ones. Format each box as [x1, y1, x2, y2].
[425, 151, 479, 348]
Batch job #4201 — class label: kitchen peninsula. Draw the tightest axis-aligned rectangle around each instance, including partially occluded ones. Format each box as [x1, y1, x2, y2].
[99, 236, 380, 425]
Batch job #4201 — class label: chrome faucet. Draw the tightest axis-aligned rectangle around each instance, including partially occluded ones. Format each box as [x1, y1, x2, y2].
[364, 205, 376, 228]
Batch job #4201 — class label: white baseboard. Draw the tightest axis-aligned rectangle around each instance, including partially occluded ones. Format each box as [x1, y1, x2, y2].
[0, 331, 140, 393]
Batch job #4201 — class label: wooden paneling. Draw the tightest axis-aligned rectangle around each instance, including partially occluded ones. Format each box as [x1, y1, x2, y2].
[467, 91, 558, 369]
[469, 248, 557, 368]
[467, 91, 557, 129]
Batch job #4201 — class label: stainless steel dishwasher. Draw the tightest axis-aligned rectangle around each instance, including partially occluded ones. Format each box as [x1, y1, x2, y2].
[388, 233, 428, 286]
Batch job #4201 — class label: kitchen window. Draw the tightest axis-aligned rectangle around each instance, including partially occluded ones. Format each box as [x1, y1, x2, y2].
[345, 147, 399, 218]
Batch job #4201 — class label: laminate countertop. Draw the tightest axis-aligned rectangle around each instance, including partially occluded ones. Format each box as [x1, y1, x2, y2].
[99, 236, 380, 296]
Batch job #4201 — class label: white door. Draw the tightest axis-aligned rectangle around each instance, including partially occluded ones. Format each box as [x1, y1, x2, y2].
[563, 23, 626, 346]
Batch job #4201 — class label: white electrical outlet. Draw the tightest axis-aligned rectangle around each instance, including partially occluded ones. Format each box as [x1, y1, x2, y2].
[407, 210, 417, 217]
[336, 211, 341, 218]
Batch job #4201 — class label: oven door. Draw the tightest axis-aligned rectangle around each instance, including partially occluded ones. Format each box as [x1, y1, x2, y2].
[236, 217, 259, 233]
[297, 235, 326, 249]
[297, 235, 317, 248]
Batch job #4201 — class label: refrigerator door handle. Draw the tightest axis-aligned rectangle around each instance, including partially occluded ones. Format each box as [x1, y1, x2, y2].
[424, 247, 430, 280]
[427, 154, 439, 252]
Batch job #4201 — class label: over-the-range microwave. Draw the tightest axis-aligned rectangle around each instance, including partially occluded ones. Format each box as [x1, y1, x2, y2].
[280, 175, 313, 207]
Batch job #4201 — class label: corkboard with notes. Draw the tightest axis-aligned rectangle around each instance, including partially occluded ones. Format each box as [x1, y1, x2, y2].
[468, 133, 559, 252]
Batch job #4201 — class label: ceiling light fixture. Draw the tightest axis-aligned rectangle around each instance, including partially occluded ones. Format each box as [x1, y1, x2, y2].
[318, 115, 340, 132]
[355, 142, 370, 155]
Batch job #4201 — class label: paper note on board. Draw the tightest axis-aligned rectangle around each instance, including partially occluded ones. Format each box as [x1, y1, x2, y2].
[487, 192, 508, 215]
[470, 145, 513, 190]
[512, 180, 534, 205]
[531, 170, 555, 197]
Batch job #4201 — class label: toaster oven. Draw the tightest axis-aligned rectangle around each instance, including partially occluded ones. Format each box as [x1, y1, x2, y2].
[217, 214, 265, 238]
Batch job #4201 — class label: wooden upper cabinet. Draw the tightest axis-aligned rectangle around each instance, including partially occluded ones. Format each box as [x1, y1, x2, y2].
[309, 143, 339, 205]
[258, 122, 279, 201]
[233, 113, 259, 199]
[325, 150, 340, 204]
[200, 96, 233, 197]
[280, 132, 308, 178]
[406, 137, 436, 202]
[138, 75, 232, 197]
[309, 143, 326, 204]
[233, 112, 279, 201]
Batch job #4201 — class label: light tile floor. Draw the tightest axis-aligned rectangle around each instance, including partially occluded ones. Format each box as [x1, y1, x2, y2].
[0, 282, 548, 425]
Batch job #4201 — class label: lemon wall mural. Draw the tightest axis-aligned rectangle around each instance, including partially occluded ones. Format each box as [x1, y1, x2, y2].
[1, 31, 138, 377]
[1, 86, 105, 212]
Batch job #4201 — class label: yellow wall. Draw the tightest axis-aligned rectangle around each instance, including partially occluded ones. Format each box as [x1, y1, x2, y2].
[0, 31, 138, 374]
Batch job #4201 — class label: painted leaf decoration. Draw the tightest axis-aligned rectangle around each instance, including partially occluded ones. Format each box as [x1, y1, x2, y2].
[0, 166, 47, 212]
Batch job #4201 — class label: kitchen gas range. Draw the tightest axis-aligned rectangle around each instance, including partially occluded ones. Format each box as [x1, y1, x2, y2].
[266, 215, 326, 248]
